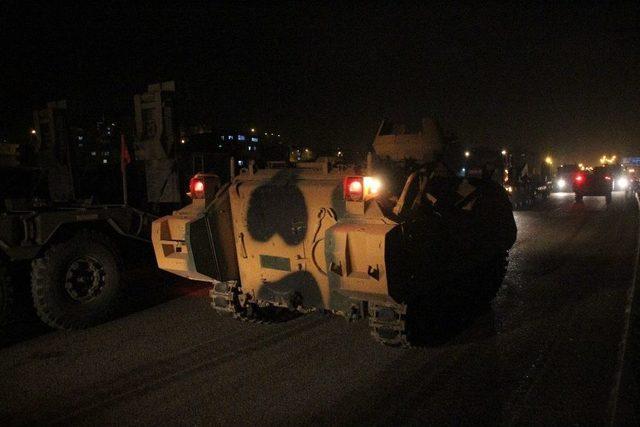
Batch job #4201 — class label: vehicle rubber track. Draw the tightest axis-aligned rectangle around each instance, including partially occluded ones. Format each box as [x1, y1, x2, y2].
[209, 280, 301, 324]
[369, 301, 410, 347]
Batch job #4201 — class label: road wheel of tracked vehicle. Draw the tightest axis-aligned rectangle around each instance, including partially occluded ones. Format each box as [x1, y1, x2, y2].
[31, 231, 123, 330]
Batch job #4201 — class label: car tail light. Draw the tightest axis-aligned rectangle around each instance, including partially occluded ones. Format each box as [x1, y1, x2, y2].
[189, 177, 206, 199]
[343, 176, 382, 201]
[604, 176, 611, 181]
[575, 174, 584, 183]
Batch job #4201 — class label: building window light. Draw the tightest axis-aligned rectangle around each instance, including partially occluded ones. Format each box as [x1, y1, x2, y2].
[251, 137, 258, 142]
[238, 135, 245, 141]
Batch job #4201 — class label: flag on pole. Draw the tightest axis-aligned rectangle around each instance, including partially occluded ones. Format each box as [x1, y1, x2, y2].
[120, 133, 131, 205]
[120, 133, 131, 172]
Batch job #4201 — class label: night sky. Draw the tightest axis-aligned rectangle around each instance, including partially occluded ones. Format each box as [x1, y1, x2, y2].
[1, 2, 638, 164]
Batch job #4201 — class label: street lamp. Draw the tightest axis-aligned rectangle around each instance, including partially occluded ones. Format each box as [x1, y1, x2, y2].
[600, 155, 617, 165]
[545, 156, 553, 165]
[464, 151, 470, 158]
[501, 149, 507, 156]
[30, 129, 36, 135]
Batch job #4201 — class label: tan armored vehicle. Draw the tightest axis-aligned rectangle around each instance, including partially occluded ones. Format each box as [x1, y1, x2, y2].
[153, 120, 516, 346]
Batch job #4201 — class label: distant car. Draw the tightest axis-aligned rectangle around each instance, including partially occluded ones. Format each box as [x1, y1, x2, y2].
[554, 164, 579, 192]
[554, 176, 568, 192]
[573, 167, 613, 204]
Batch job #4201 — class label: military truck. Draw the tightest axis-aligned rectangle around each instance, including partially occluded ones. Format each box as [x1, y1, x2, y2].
[0, 187, 154, 330]
[152, 118, 516, 346]
[505, 151, 553, 210]
[0, 96, 165, 330]
[0, 82, 186, 331]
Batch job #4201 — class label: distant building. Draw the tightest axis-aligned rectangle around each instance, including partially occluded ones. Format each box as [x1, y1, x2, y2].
[0, 141, 20, 168]
[179, 128, 288, 179]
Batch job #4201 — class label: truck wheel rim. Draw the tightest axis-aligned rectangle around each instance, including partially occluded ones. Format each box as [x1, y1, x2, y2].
[64, 257, 107, 302]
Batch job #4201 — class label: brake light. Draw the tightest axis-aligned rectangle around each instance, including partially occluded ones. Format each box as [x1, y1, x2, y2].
[343, 176, 382, 201]
[575, 174, 584, 183]
[189, 177, 206, 199]
[344, 177, 364, 201]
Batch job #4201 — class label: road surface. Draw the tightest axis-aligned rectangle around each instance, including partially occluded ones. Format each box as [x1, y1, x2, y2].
[1, 192, 639, 425]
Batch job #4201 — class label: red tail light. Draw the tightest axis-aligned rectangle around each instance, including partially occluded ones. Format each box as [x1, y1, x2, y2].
[575, 174, 584, 183]
[189, 177, 205, 199]
[344, 176, 364, 201]
[604, 176, 611, 180]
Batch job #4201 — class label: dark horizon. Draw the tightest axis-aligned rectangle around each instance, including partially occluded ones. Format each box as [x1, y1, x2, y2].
[1, 2, 638, 165]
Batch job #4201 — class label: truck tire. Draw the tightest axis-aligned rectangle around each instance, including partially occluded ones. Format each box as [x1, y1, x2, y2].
[605, 192, 612, 205]
[575, 193, 583, 202]
[31, 230, 124, 330]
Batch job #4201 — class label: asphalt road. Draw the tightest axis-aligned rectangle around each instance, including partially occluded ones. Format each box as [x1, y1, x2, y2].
[1, 191, 639, 425]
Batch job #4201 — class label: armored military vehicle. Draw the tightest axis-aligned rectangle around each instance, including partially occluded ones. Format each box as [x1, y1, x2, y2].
[152, 119, 516, 346]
